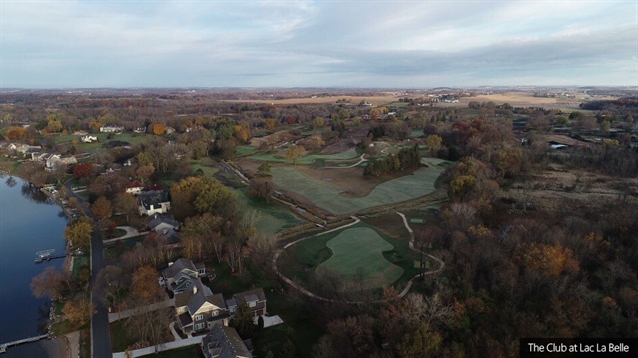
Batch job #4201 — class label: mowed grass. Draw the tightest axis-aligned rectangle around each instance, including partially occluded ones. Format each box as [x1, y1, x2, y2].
[316, 227, 404, 290]
[271, 166, 444, 214]
[234, 187, 306, 234]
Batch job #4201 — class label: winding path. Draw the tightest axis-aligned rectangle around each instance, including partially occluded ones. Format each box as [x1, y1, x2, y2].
[322, 154, 368, 169]
[272, 213, 445, 304]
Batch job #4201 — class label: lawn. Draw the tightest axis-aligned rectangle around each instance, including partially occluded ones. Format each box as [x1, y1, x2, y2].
[145, 344, 204, 358]
[188, 157, 219, 177]
[71, 255, 89, 281]
[315, 227, 404, 290]
[271, 166, 444, 215]
[234, 187, 306, 234]
[235, 145, 258, 156]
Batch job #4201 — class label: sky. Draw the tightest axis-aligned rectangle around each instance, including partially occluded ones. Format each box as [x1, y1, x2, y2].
[1, 0, 637, 88]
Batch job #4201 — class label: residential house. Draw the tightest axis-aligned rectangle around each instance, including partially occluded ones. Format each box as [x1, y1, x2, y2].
[148, 214, 181, 246]
[81, 135, 97, 143]
[46, 154, 77, 170]
[201, 325, 253, 358]
[100, 125, 124, 133]
[161, 258, 267, 335]
[138, 190, 170, 216]
[134, 126, 147, 133]
[125, 180, 144, 195]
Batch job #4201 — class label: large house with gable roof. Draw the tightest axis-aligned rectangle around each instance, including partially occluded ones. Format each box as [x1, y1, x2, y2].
[160, 258, 267, 335]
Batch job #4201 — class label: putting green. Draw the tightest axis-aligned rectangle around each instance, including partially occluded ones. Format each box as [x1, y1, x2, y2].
[315, 227, 403, 290]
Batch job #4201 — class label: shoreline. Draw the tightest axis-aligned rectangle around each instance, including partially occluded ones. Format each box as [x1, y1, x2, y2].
[0, 170, 76, 358]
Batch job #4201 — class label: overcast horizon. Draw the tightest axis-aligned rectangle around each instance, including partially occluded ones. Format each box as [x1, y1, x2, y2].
[1, 0, 637, 88]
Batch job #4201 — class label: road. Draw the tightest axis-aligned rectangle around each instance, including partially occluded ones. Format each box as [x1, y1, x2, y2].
[64, 180, 112, 357]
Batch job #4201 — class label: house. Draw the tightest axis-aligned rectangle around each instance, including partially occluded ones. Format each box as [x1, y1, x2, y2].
[227, 289, 267, 318]
[46, 154, 77, 170]
[149, 214, 180, 233]
[134, 126, 147, 133]
[81, 135, 97, 143]
[201, 325, 253, 358]
[125, 180, 144, 195]
[161, 258, 267, 335]
[148, 214, 181, 246]
[100, 125, 124, 133]
[138, 190, 171, 216]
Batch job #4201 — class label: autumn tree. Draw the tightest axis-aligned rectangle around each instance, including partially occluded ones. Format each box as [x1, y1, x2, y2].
[4, 126, 27, 140]
[313, 116, 325, 129]
[396, 322, 442, 358]
[307, 135, 325, 151]
[73, 162, 93, 180]
[264, 118, 276, 130]
[31, 266, 64, 300]
[92, 196, 112, 221]
[130, 265, 164, 304]
[285, 145, 307, 165]
[62, 295, 95, 328]
[425, 134, 442, 156]
[136, 164, 155, 184]
[150, 123, 166, 135]
[64, 217, 93, 251]
[326, 315, 376, 357]
[170, 176, 237, 220]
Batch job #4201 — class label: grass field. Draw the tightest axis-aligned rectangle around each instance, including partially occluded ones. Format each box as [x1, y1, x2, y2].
[315, 227, 404, 290]
[235, 188, 306, 234]
[49, 132, 152, 152]
[248, 148, 359, 165]
[236, 145, 258, 156]
[284, 223, 424, 293]
[189, 157, 219, 177]
[271, 166, 443, 214]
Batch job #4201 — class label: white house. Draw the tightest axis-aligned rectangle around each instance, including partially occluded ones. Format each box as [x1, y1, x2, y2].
[100, 125, 124, 133]
[138, 190, 171, 216]
[81, 135, 97, 143]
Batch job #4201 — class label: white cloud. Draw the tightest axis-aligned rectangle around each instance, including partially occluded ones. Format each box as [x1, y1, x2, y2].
[1, 0, 636, 87]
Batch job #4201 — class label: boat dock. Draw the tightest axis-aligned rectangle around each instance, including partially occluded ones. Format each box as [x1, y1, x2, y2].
[34, 249, 66, 264]
[0, 334, 49, 353]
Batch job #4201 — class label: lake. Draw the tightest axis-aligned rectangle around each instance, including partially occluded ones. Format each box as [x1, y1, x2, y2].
[0, 174, 68, 357]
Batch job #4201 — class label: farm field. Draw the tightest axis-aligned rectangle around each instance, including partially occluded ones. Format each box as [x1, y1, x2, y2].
[271, 165, 444, 215]
[234, 187, 306, 234]
[222, 94, 400, 106]
[315, 227, 404, 290]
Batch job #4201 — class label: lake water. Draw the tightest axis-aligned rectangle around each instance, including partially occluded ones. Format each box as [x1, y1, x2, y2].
[0, 175, 68, 357]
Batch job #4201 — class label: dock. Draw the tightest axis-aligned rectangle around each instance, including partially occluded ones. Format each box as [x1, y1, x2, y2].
[0, 334, 49, 353]
[34, 249, 65, 264]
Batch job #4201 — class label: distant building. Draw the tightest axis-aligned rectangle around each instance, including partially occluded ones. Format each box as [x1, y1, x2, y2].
[125, 180, 144, 195]
[81, 135, 97, 143]
[100, 125, 124, 133]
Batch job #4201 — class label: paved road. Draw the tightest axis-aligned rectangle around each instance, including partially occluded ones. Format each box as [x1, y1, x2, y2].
[64, 179, 112, 358]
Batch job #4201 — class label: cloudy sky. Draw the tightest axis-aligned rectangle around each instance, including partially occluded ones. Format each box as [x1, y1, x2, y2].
[1, 0, 637, 88]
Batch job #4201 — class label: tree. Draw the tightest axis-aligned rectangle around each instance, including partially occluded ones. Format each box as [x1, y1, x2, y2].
[114, 193, 138, 222]
[249, 178, 273, 202]
[171, 176, 237, 220]
[130, 265, 164, 304]
[150, 123, 166, 135]
[307, 135, 325, 151]
[4, 126, 26, 140]
[257, 162, 271, 176]
[230, 303, 255, 338]
[396, 322, 442, 358]
[73, 162, 93, 180]
[425, 134, 442, 156]
[264, 118, 276, 130]
[313, 116, 325, 129]
[136, 164, 155, 184]
[64, 217, 93, 251]
[96, 265, 128, 310]
[285, 145, 306, 165]
[31, 266, 64, 300]
[62, 295, 95, 328]
[92, 196, 112, 221]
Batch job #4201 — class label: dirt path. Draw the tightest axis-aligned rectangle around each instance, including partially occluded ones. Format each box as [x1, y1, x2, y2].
[322, 154, 368, 169]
